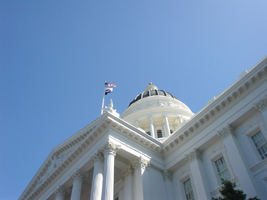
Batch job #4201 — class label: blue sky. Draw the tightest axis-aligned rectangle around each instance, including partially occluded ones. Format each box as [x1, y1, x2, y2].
[1, 1, 267, 199]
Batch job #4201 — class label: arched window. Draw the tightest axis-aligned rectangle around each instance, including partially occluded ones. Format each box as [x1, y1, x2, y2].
[157, 130, 163, 138]
[146, 131, 151, 136]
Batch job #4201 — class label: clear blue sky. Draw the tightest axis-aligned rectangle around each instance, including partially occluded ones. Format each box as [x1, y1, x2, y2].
[1, 1, 267, 199]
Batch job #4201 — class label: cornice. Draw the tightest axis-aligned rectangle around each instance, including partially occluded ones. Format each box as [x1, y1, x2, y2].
[163, 56, 267, 153]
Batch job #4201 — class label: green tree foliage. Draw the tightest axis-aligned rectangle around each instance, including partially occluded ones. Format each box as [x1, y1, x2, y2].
[211, 179, 260, 200]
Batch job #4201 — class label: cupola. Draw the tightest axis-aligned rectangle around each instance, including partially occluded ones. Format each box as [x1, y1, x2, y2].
[121, 83, 194, 141]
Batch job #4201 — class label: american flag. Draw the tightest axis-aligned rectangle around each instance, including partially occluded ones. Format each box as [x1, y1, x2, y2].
[105, 82, 116, 87]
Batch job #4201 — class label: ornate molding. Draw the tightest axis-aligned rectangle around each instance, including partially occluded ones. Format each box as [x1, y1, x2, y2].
[101, 140, 120, 156]
[132, 157, 150, 170]
[55, 186, 68, 197]
[217, 124, 235, 139]
[71, 170, 87, 181]
[254, 94, 267, 112]
[162, 170, 172, 182]
[185, 149, 201, 162]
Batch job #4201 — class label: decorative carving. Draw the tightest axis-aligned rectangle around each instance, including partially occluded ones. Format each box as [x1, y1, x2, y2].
[122, 165, 134, 178]
[217, 124, 235, 139]
[101, 140, 120, 156]
[132, 157, 150, 170]
[71, 170, 87, 181]
[163, 170, 172, 182]
[55, 186, 68, 197]
[92, 151, 104, 162]
[254, 95, 267, 112]
[185, 149, 201, 162]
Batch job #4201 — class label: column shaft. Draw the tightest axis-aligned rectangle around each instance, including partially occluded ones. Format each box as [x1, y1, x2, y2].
[223, 133, 257, 197]
[164, 115, 170, 137]
[149, 117, 155, 138]
[101, 141, 119, 200]
[90, 157, 104, 200]
[70, 170, 86, 200]
[185, 150, 210, 200]
[123, 167, 133, 200]
[70, 179, 83, 200]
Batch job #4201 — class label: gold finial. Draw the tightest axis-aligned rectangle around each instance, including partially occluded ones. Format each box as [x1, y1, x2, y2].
[149, 82, 152, 85]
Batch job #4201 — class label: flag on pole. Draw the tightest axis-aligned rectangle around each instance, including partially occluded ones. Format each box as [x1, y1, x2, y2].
[105, 82, 116, 87]
[105, 88, 113, 95]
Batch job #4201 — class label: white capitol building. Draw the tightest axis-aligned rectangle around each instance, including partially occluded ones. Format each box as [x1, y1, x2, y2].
[20, 57, 267, 200]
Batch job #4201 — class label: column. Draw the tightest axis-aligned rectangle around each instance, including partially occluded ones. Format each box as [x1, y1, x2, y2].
[218, 125, 257, 197]
[254, 94, 267, 122]
[90, 152, 104, 200]
[122, 165, 134, 200]
[101, 141, 119, 200]
[163, 170, 174, 200]
[70, 170, 86, 200]
[149, 117, 155, 138]
[185, 149, 210, 200]
[135, 121, 139, 128]
[132, 157, 150, 200]
[55, 186, 68, 200]
[164, 115, 171, 137]
[178, 116, 183, 126]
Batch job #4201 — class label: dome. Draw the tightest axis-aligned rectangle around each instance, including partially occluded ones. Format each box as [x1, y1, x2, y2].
[128, 82, 178, 107]
[121, 83, 194, 141]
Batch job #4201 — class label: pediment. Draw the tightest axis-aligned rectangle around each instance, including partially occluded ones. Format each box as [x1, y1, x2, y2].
[20, 112, 162, 200]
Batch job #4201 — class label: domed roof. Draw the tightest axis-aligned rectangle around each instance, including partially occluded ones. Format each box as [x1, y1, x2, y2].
[128, 82, 178, 107]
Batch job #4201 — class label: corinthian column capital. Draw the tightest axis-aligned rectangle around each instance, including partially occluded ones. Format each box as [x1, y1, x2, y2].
[71, 169, 87, 181]
[55, 185, 68, 197]
[101, 140, 120, 156]
[132, 157, 150, 170]
[217, 124, 235, 139]
[254, 95, 267, 112]
[92, 151, 104, 162]
[185, 149, 201, 162]
[162, 170, 172, 182]
[122, 165, 134, 178]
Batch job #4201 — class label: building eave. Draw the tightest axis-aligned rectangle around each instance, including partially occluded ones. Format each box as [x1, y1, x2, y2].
[163, 56, 267, 152]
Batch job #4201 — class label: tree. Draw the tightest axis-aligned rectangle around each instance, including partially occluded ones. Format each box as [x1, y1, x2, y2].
[211, 179, 260, 200]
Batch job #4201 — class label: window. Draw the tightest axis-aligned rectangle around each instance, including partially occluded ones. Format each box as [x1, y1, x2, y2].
[170, 130, 173, 134]
[183, 179, 195, 200]
[251, 131, 267, 160]
[146, 131, 151, 136]
[157, 130, 162, 138]
[215, 157, 231, 181]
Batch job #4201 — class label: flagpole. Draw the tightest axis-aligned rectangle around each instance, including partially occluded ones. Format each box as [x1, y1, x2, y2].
[101, 81, 106, 114]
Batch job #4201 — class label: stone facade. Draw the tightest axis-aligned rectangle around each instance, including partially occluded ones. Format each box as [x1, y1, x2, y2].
[19, 57, 267, 200]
